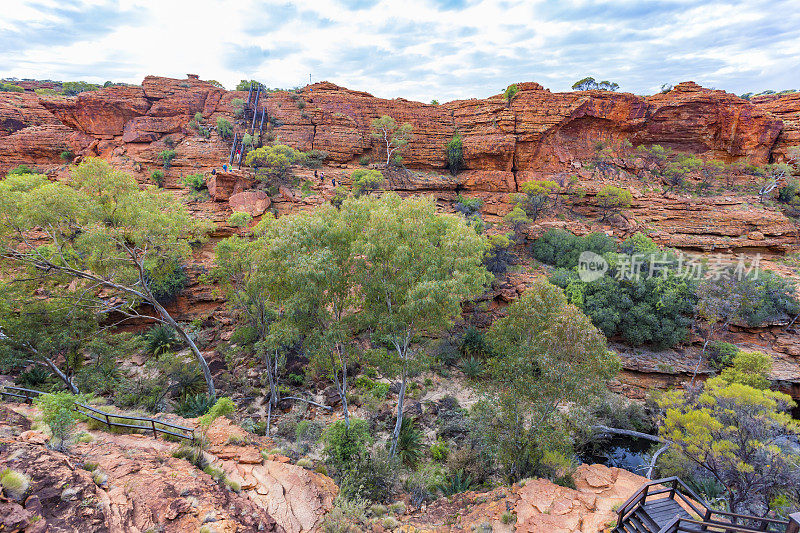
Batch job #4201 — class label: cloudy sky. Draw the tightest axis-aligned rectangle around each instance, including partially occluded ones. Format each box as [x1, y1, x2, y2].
[2, 0, 799, 102]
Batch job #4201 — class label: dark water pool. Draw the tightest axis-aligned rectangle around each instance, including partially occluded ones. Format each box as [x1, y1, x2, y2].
[580, 436, 655, 476]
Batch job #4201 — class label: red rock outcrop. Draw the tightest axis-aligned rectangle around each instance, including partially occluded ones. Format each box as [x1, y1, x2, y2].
[752, 92, 800, 164]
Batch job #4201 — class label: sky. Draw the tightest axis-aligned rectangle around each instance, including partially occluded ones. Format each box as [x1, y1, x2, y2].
[2, 0, 799, 103]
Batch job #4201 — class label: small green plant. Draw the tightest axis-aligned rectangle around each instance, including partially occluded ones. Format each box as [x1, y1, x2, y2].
[370, 504, 388, 517]
[34, 392, 83, 450]
[503, 83, 519, 104]
[92, 470, 108, 487]
[228, 211, 253, 227]
[145, 325, 178, 355]
[707, 341, 739, 371]
[393, 417, 423, 468]
[350, 169, 385, 197]
[0, 469, 30, 499]
[436, 469, 472, 496]
[75, 432, 94, 443]
[382, 517, 399, 529]
[359, 156, 371, 166]
[82, 461, 99, 471]
[446, 133, 463, 175]
[157, 149, 176, 170]
[501, 511, 517, 525]
[231, 97, 245, 118]
[181, 173, 205, 191]
[296, 420, 324, 444]
[388, 502, 406, 515]
[60, 150, 74, 161]
[296, 458, 313, 468]
[174, 393, 215, 418]
[7, 164, 35, 176]
[216, 117, 233, 139]
[151, 170, 165, 187]
[429, 438, 449, 462]
[460, 356, 483, 378]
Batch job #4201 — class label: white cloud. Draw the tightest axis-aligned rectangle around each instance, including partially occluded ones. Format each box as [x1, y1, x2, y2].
[2, 0, 798, 101]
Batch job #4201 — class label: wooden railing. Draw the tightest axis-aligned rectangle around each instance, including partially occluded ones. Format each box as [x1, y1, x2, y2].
[617, 477, 796, 533]
[0, 385, 195, 442]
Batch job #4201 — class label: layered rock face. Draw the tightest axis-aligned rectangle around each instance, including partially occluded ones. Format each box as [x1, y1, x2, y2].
[0, 75, 789, 178]
[752, 92, 800, 164]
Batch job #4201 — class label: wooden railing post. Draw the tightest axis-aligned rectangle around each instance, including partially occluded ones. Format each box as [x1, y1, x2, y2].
[151, 420, 158, 439]
[105, 413, 111, 430]
[787, 513, 800, 533]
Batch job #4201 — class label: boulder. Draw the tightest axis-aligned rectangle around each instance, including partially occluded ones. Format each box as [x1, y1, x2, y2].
[229, 190, 271, 216]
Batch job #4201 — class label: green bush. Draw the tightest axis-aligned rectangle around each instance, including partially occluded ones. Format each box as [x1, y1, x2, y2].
[429, 438, 449, 462]
[228, 211, 253, 227]
[34, 392, 82, 449]
[231, 97, 245, 118]
[296, 420, 324, 444]
[0, 468, 30, 499]
[707, 341, 739, 371]
[338, 450, 398, 502]
[350, 169, 385, 197]
[359, 156, 371, 166]
[151, 170, 165, 187]
[216, 117, 233, 139]
[460, 326, 490, 358]
[145, 325, 178, 355]
[181, 173, 205, 191]
[7, 164, 35, 176]
[157, 149, 177, 170]
[145, 259, 187, 303]
[302, 149, 328, 168]
[393, 417, 423, 467]
[174, 393, 215, 417]
[60, 150, 74, 161]
[61, 81, 99, 96]
[0, 83, 24, 93]
[436, 469, 472, 496]
[460, 356, 483, 378]
[446, 133, 463, 175]
[531, 229, 615, 269]
[245, 144, 303, 180]
[503, 84, 519, 103]
[322, 419, 371, 468]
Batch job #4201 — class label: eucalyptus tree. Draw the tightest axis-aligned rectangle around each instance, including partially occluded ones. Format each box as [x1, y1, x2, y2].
[0, 159, 216, 396]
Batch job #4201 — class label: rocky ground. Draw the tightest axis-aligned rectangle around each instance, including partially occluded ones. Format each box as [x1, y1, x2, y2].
[0, 402, 657, 533]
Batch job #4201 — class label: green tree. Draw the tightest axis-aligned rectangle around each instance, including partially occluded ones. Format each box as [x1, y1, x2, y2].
[0, 160, 216, 396]
[446, 133, 464, 176]
[659, 355, 800, 515]
[355, 193, 490, 455]
[235, 80, 263, 91]
[595, 185, 632, 221]
[503, 84, 519, 105]
[216, 117, 233, 139]
[245, 144, 303, 180]
[370, 115, 413, 166]
[482, 280, 619, 481]
[157, 149, 176, 170]
[61, 81, 99, 96]
[509, 179, 559, 224]
[350, 169, 385, 197]
[35, 392, 85, 450]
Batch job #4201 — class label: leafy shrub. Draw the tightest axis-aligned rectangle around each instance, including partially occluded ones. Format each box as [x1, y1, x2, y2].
[216, 117, 233, 139]
[145, 259, 187, 303]
[350, 169, 384, 197]
[0, 469, 30, 499]
[460, 327, 490, 358]
[174, 393, 214, 417]
[707, 341, 739, 371]
[0, 83, 24, 93]
[61, 81, 99, 96]
[151, 170, 165, 187]
[322, 419, 371, 468]
[595, 185, 632, 221]
[531, 229, 615, 269]
[34, 392, 82, 449]
[429, 438, 449, 462]
[338, 450, 398, 502]
[7, 164, 35, 176]
[228, 211, 253, 227]
[145, 325, 178, 355]
[446, 133, 463, 175]
[461, 357, 483, 378]
[503, 84, 519, 103]
[394, 417, 423, 467]
[181, 173, 205, 190]
[60, 150, 74, 161]
[18, 366, 51, 388]
[454, 195, 483, 217]
[303, 150, 328, 168]
[436, 469, 472, 496]
[359, 156, 371, 166]
[246, 144, 303, 180]
[231, 97, 245, 118]
[296, 420, 324, 444]
[484, 233, 514, 274]
[157, 149, 177, 170]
